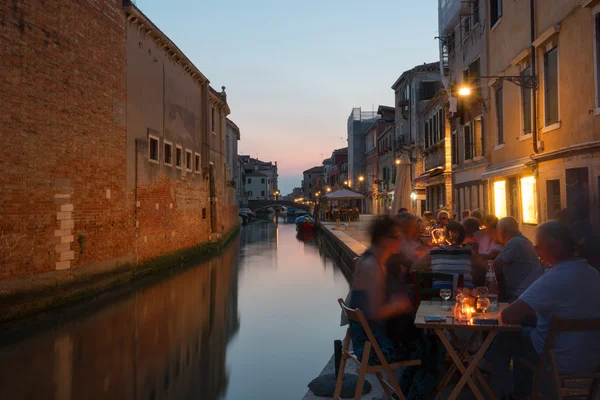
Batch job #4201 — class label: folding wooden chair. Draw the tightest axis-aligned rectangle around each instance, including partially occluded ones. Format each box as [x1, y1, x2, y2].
[411, 272, 463, 306]
[334, 298, 422, 400]
[525, 317, 600, 400]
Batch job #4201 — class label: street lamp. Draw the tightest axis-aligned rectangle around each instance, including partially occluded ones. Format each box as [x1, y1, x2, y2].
[395, 159, 401, 165]
[410, 191, 417, 201]
[326, 187, 331, 192]
[458, 86, 471, 96]
[358, 176, 365, 182]
[343, 180, 348, 186]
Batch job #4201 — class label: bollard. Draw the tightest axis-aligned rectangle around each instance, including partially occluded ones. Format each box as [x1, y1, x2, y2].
[334, 339, 342, 378]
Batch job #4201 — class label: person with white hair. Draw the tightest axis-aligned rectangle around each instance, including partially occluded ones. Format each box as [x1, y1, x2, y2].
[492, 217, 541, 302]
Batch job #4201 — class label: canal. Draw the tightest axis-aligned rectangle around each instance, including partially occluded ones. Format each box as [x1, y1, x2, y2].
[0, 217, 350, 400]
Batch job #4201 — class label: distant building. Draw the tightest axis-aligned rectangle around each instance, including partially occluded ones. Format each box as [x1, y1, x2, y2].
[240, 156, 278, 199]
[325, 148, 348, 189]
[363, 106, 395, 214]
[347, 108, 379, 189]
[392, 62, 441, 216]
[236, 156, 247, 207]
[226, 118, 241, 209]
[376, 124, 395, 214]
[245, 172, 271, 200]
[302, 166, 325, 200]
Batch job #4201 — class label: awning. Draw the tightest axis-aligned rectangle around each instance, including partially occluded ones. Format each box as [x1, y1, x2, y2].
[481, 160, 533, 180]
[413, 172, 431, 184]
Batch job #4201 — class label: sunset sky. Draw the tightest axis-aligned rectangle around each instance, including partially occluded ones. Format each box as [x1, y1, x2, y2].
[137, 0, 439, 194]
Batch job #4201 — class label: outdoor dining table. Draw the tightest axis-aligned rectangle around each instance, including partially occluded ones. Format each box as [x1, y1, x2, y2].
[414, 301, 522, 400]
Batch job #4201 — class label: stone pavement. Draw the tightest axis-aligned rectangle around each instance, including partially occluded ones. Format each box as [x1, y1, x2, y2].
[319, 214, 375, 257]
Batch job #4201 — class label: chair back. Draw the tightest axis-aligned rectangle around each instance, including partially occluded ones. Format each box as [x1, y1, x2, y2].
[412, 271, 462, 306]
[532, 317, 600, 399]
[337, 298, 384, 357]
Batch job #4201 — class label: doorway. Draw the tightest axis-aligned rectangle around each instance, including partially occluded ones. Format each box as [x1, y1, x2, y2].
[209, 164, 217, 233]
[566, 167, 589, 222]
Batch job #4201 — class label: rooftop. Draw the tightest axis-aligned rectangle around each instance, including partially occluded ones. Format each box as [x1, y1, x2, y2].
[303, 166, 325, 174]
[391, 61, 440, 90]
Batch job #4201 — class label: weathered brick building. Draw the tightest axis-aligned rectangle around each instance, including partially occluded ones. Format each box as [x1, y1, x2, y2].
[0, 0, 238, 283]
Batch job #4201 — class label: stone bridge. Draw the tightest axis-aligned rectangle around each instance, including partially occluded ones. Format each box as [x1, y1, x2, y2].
[247, 200, 309, 211]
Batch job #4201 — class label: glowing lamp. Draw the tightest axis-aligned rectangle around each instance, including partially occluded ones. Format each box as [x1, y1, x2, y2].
[458, 87, 471, 96]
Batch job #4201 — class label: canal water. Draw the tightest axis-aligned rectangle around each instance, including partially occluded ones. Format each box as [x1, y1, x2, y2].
[0, 217, 350, 400]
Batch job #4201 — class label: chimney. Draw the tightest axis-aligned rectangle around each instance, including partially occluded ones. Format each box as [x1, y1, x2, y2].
[220, 86, 227, 103]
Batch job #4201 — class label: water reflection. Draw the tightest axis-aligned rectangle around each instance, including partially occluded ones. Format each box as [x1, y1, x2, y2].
[0, 218, 349, 400]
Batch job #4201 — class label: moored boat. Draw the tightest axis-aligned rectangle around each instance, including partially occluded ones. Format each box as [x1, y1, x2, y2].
[296, 215, 316, 232]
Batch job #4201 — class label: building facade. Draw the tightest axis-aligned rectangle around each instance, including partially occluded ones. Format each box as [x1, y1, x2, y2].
[420, 90, 453, 213]
[392, 62, 442, 216]
[240, 156, 278, 199]
[0, 0, 238, 281]
[438, 0, 490, 221]
[376, 126, 395, 214]
[303, 166, 325, 200]
[347, 108, 379, 189]
[484, 0, 600, 239]
[363, 106, 395, 214]
[245, 173, 271, 200]
[325, 148, 349, 189]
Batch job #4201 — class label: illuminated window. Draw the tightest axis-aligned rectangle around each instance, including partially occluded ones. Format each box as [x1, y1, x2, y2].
[520, 176, 537, 224]
[493, 180, 507, 218]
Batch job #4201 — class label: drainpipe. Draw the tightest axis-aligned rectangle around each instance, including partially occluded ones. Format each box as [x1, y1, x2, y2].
[531, 0, 539, 154]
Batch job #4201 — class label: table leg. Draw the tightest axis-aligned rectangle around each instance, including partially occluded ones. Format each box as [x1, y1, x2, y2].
[435, 330, 484, 400]
[447, 331, 497, 400]
[437, 331, 477, 397]
[451, 333, 496, 400]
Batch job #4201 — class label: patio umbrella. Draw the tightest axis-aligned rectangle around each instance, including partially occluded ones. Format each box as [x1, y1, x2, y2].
[323, 188, 365, 200]
[391, 153, 412, 214]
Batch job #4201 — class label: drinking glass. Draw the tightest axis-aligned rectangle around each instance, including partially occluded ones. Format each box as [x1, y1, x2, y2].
[477, 297, 491, 314]
[488, 294, 499, 309]
[475, 287, 490, 298]
[440, 288, 452, 309]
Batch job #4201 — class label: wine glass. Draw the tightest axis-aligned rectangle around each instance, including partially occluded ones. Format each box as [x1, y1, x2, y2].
[477, 297, 491, 314]
[440, 288, 452, 310]
[475, 286, 490, 298]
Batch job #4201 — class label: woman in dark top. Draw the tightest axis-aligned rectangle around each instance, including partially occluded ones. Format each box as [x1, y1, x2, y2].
[349, 216, 438, 397]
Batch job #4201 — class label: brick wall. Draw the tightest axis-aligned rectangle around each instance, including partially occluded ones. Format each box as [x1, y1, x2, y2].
[0, 1, 239, 281]
[0, 0, 134, 279]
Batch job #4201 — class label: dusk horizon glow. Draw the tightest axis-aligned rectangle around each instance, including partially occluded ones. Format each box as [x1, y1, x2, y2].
[136, 0, 439, 194]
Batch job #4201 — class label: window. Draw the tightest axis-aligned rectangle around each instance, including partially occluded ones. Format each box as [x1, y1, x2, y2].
[491, 0, 502, 26]
[472, 0, 480, 25]
[463, 16, 471, 38]
[546, 179, 561, 220]
[495, 85, 504, 144]
[493, 180, 507, 218]
[247, 191, 253, 197]
[474, 117, 483, 157]
[309, 174, 311, 179]
[309, 183, 312, 189]
[464, 59, 480, 96]
[425, 121, 430, 148]
[211, 107, 216, 133]
[544, 47, 559, 126]
[421, 81, 436, 100]
[521, 66, 533, 135]
[448, 31, 456, 55]
[261, 178, 265, 184]
[520, 176, 537, 224]
[175, 146, 182, 169]
[195, 153, 200, 173]
[164, 141, 172, 165]
[202, 208, 206, 219]
[596, 13, 600, 108]
[464, 124, 473, 160]
[247, 178, 251, 184]
[149, 135, 159, 163]
[261, 191, 265, 197]
[451, 131, 458, 165]
[185, 150, 192, 171]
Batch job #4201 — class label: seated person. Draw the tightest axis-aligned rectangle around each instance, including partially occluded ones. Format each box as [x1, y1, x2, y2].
[493, 217, 542, 302]
[499, 221, 600, 398]
[478, 214, 503, 260]
[412, 221, 487, 289]
[348, 216, 413, 364]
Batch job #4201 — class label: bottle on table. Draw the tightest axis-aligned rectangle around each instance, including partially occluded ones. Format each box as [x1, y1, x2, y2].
[485, 261, 499, 307]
